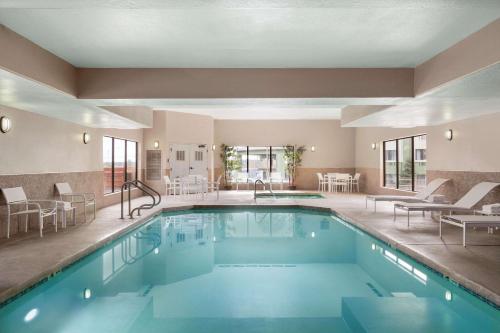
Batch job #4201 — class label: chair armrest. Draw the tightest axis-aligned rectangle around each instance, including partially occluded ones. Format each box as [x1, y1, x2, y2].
[28, 199, 57, 209]
[83, 193, 96, 201]
[71, 192, 95, 199]
[61, 193, 85, 202]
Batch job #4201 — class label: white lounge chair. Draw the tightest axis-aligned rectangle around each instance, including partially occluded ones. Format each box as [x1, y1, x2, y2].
[316, 173, 328, 192]
[440, 214, 500, 247]
[164, 175, 181, 196]
[393, 182, 500, 227]
[206, 175, 222, 199]
[55, 183, 96, 223]
[269, 172, 285, 190]
[366, 178, 449, 212]
[1, 187, 57, 238]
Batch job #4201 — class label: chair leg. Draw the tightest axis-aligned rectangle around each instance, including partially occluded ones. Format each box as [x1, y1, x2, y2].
[54, 213, 57, 233]
[84, 201, 87, 223]
[6, 211, 10, 239]
[39, 213, 43, 237]
[463, 223, 466, 247]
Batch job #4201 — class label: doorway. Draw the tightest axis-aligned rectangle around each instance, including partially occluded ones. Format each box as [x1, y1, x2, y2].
[170, 143, 209, 179]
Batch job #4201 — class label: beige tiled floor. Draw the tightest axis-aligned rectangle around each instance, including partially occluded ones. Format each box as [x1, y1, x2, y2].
[0, 191, 499, 306]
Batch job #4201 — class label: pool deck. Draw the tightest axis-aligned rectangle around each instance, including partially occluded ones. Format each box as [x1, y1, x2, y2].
[0, 191, 499, 306]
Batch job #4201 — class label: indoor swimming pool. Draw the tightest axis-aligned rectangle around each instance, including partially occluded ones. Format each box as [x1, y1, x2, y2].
[0, 208, 498, 333]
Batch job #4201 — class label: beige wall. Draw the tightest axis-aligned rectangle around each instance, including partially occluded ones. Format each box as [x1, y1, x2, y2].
[0, 105, 144, 226]
[214, 119, 356, 189]
[214, 119, 355, 168]
[0, 105, 143, 175]
[355, 112, 500, 202]
[143, 111, 215, 192]
[355, 112, 500, 172]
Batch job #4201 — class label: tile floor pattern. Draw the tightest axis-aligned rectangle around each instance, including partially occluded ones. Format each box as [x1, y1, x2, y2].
[0, 191, 499, 306]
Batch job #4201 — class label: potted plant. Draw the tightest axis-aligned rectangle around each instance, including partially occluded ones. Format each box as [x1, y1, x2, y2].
[283, 145, 306, 190]
[220, 144, 241, 190]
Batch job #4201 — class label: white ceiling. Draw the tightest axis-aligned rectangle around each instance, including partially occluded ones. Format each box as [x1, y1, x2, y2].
[0, 0, 499, 68]
[0, 69, 146, 128]
[88, 97, 408, 120]
[344, 63, 500, 127]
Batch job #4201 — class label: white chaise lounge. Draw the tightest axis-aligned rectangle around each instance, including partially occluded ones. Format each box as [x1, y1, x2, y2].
[1, 187, 57, 238]
[440, 214, 500, 247]
[393, 182, 500, 227]
[366, 178, 449, 212]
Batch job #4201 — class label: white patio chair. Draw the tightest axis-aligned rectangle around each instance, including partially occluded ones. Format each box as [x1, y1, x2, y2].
[328, 173, 349, 192]
[326, 173, 338, 192]
[206, 175, 222, 199]
[164, 175, 181, 197]
[270, 172, 285, 190]
[393, 182, 500, 227]
[1, 187, 57, 238]
[366, 178, 449, 212]
[235, 172, 249, 190]
[55, 183, 96, 223]
[316, 173, 328, 192]
[180, 175, 205, 198]
[351, 173, 361, 192]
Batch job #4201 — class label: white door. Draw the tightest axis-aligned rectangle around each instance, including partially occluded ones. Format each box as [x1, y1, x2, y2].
[189, 144, 208, 177]
[170, 144, 190, 179]
[170, 144, 208, 179]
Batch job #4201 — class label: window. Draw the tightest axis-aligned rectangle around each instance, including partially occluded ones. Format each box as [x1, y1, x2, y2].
[228, 146, 289, 181]
[383, 135, 427, 192]
[103, 136, 139, 194]
[383, 140, 397, 188]
[248, 146, 270, 180]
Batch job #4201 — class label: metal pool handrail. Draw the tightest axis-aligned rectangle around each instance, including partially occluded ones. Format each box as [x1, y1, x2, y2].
[254, 179, 274, 200]
[120, 179, 161, 219]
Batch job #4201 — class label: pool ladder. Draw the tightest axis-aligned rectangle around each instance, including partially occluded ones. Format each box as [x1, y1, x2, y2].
[120, 179, 161, 219]
[254, 179, 275, 200]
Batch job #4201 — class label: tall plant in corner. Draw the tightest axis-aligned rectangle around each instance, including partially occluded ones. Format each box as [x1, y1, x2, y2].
[283, 145, 306, 190]
[220, 144, 241, 189]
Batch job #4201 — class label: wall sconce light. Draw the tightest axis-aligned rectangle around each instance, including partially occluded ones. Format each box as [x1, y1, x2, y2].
[83, 288, 92, 300]
[371, 143, 377, 150]
[154, 140, 160, 149]
[445, 290, 453, 302]
[445, 129, 453, 141]
[82, 132, 90, 144]
[0, 116, 12, 133]
[311, 146, 316, 152]
[212, 144, 216, 151]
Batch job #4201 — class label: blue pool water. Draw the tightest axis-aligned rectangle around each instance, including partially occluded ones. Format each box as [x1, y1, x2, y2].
[0, 208, 498, 332]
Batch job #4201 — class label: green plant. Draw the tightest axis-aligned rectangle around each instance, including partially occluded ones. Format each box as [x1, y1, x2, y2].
[220, 144, 242, 185]
[283, 145, 306, 186]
